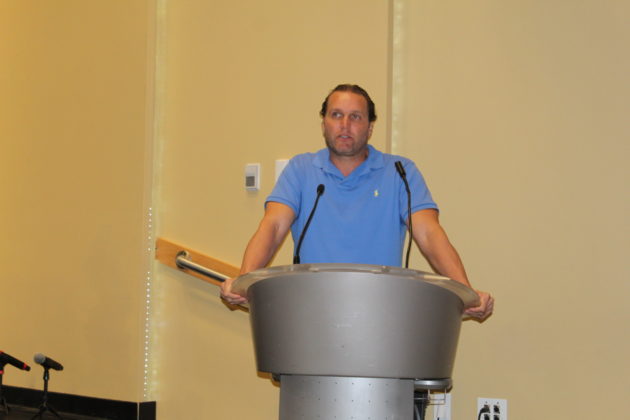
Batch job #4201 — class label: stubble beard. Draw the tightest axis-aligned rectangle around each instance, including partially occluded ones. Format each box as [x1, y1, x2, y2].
[324, 134, 368, 160]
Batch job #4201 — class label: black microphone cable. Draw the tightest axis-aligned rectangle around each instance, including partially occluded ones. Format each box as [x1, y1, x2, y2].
[395, 161, 412, 269]
[293, 184, 325, 264]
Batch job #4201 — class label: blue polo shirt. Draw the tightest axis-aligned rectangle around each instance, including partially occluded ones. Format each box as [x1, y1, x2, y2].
[266, 145, 438, 267]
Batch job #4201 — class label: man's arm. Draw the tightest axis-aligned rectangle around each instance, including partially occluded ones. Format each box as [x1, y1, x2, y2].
[411, 209, 494, 320]
[220, 202, 295, 305]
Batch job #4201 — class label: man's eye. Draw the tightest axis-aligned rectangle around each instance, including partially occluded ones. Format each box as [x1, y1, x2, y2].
[350, 114, 361, 120]
[331, 112, 342, 118]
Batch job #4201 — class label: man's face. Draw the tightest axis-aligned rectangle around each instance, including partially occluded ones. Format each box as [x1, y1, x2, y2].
[321, 91, 374, 159]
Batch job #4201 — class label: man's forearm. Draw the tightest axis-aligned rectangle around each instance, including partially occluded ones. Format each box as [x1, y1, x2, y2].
[238, 202, 295, 275]
[411, 210, 471, 287]
[239, 225, 283, 274]
[420, 228, 471, 287]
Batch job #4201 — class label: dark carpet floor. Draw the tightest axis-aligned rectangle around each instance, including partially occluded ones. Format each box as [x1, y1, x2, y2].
[0, 405, 106, 420]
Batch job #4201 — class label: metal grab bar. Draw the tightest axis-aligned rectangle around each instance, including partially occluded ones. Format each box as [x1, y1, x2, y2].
[175, 251, 228, 282]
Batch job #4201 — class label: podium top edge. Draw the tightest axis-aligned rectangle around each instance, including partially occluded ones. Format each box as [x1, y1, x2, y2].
[232, 263, 480, 307]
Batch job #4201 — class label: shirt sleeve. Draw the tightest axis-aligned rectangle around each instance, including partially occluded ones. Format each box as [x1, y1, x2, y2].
[265, 156, 303, 216]
[399, 159, 438, 221]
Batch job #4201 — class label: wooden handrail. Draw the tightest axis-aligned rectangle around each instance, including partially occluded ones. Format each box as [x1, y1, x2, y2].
[155, 237, 239, 286]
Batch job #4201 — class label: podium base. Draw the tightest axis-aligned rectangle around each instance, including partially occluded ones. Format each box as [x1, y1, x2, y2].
[279, 375, 413, 420]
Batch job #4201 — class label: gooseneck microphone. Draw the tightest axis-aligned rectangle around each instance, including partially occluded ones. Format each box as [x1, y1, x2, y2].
[293, 184, 325, 264]
[395, 161, 413, 268]
[33, 353, 63, 371]
[0, 351, 31, 371]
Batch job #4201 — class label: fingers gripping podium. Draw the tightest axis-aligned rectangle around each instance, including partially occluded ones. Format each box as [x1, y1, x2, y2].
[232, 264, 479, 420]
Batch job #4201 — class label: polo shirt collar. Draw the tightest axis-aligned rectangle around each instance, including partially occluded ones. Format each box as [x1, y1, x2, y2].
[313, 145, 384, 179]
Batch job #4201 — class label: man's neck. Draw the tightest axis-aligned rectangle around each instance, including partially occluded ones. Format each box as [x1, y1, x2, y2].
[329, 147, 369, 177]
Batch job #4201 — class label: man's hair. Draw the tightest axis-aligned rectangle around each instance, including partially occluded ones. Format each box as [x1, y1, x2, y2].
[320, 84, 377, 122]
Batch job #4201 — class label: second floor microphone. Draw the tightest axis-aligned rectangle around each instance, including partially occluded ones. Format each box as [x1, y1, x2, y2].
[34, 353, 64, 371]
[293, 184, 325, 264]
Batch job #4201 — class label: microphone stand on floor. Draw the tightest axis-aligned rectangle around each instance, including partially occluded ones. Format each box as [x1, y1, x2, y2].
[31, 367, 62, 420]
[0, 366, 10, 416]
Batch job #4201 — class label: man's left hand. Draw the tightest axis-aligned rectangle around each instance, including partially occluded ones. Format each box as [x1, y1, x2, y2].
[464, 290, 494, 320]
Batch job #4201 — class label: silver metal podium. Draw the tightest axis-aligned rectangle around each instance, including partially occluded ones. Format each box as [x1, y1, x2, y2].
[232, 264, 479, 420]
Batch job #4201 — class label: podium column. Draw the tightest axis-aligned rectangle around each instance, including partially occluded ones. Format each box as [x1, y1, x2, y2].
[280, 376, 414, 419]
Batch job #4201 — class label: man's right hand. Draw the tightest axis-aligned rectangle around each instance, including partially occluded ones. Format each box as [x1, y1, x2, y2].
[219, 202, 294, 306]
[220, 277, 248, 305]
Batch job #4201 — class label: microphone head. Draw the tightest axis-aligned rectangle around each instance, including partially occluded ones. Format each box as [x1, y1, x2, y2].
[34, 353, 63, 371]
[317, 184, 325, 195]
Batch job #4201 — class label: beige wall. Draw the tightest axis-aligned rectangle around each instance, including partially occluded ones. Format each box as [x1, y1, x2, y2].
[0, 0, 154, 402]
[394, 1, 630, 418]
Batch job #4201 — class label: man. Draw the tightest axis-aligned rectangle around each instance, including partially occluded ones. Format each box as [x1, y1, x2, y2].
[221, 84, 493, 320]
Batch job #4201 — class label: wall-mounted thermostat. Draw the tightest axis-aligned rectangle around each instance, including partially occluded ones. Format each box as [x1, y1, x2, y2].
[245, 163, 260, 191]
